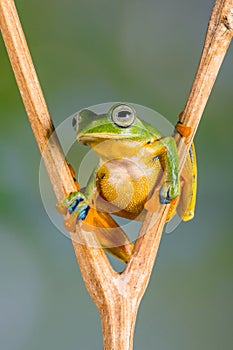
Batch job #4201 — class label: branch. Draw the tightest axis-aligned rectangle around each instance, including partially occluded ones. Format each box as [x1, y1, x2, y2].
[176, 0, 233, 168]
[123, 0, 233, 289]
[0, 0, 114, 309]
[0, 0, 232, 349]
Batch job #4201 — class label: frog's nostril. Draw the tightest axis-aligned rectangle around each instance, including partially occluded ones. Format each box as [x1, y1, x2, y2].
[72, 114, 82, 129]
[72, 116, 77, 129]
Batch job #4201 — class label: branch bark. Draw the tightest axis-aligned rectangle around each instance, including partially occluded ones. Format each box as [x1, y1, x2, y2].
[0, 0, 232, 349]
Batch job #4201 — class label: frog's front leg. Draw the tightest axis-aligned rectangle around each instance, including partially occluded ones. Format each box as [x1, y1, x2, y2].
[56, 167, 135, 263]
[152, 136, 180, 204]
[56, 168, 97, 221]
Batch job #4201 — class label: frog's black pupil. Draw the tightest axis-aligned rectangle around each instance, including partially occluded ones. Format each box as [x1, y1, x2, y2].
[72, 117, 77, 128]
[117, 110, 131, 119]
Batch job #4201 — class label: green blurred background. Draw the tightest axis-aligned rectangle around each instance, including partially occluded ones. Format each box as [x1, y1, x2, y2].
[0, 0, 233, 349]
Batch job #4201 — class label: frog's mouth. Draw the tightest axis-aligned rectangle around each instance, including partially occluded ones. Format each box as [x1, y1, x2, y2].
[78, 133, 132, 144]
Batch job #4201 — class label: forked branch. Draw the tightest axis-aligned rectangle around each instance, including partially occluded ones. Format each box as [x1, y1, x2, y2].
[0, 0, 232, 349]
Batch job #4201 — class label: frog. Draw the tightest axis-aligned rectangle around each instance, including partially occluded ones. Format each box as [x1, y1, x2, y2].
[57, 103, 197, 261]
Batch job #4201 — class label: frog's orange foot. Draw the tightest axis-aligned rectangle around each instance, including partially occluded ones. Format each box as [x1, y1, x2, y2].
[175, 120, 192, 138]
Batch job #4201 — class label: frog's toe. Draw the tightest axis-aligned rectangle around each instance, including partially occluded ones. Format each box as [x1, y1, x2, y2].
[160, 183, 179, 204]
[76, 202, 90, 220]
[68, 197, 84, 214]
[159, 189, 170, 204]
[159, 188, 171, 204]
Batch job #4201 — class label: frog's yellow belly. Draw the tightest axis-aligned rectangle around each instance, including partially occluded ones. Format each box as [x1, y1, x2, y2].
[95, 159, 161, 220]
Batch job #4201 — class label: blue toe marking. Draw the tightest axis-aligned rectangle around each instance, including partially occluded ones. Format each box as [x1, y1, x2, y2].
[68, 199, 78, 213]
[78, 212, 86, 220]
[160, 196, 170, 204]
[77, 205, 90, 220]
[68, 198, 84, 214]
[159, 189, 170, 204]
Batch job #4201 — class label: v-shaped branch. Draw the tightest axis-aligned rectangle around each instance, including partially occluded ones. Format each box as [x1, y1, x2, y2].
[0, 0, 232, 349]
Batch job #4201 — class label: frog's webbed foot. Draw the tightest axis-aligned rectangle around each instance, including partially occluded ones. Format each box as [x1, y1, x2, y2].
[159, 180, 180, 204]
[56, 192, 90, 220]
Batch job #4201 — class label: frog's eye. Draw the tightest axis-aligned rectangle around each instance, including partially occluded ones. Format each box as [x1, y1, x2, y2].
[111, 104, 136, 128]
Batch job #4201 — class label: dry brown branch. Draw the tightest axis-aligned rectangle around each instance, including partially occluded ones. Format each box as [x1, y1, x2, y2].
[0, 0, 232, 349]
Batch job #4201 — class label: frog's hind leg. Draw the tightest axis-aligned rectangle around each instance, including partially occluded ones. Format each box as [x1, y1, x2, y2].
[84, 208, 134, 263]
[177, 142, 197, 221]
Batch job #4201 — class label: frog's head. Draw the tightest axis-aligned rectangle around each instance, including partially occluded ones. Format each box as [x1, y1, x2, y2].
[72, 103, 156, 145]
